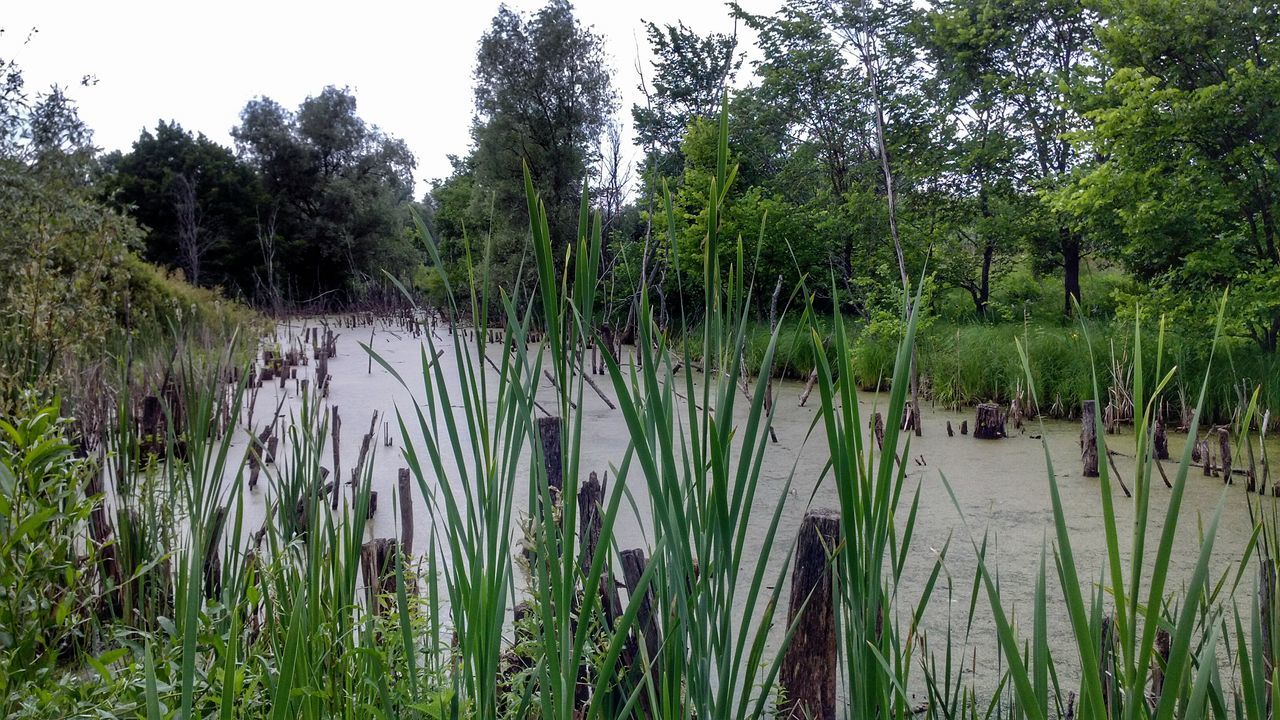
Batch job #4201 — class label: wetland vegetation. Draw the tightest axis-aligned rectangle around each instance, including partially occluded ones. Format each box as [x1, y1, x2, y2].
[2, 1, 1279, 718]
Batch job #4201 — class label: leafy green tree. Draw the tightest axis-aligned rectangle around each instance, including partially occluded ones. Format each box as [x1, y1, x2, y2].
[919, 0, 1036, 316]
[1060, 0, 1280, 350]
[0, 56, 143, 401]
[102, 122, 262, 292]
[633, 20, 741, 182]
[471, 0, 615, 261]
[232, 86, 418, 301]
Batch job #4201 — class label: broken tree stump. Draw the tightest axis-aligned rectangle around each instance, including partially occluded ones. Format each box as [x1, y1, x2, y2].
[579, 472, 623, 626]
[960, 420, 968, 436]
[974, 402, 1006, 440]
[1081, 401, 1100, 478]
[780, 508, 840, 720]
[330, 407, 342, 509]
[360, 539, 401, 616]
[537, 415, 564, 493]
[1154, 420, 1169, 461]
[620, 549, 661, 676]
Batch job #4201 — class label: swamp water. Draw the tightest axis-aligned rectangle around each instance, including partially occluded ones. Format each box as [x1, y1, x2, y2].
[219, 317, 1274, 704]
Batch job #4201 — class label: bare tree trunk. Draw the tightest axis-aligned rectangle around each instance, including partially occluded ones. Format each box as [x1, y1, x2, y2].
[855, 20, 921, 435]
[173, 173, 206, 286]
[257, 206, 281, 314]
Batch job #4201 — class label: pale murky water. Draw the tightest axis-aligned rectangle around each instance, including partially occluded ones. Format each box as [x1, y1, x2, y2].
[225, 317, 1275, 702]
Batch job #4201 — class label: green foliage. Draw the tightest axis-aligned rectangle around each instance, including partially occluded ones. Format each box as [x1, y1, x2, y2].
[0, 398, 95, 713]
[632, 19, 741, 183]
[101, 121, 263, 293]
[0, 156, 139, 403]
[470, 0, 615, 261]
[1060, 0, 1280, 350]
[232, 87, 420, 302]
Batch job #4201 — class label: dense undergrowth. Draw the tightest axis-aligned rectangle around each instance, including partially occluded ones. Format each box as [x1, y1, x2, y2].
[714, 312, 1277, 429]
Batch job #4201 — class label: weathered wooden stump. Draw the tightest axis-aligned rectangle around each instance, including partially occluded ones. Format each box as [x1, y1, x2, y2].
[1152, 627, 1171, 702]
[359, 538, 402, 616]
[960, 420, 968, 436]
[872, 412, 885, 449]
[946, 420, 954, 437]
[974, 403, 1005, 440]
[1218, 427, 1232, 485]
[398, 468, 414, 557]
[579, 472, 623, 625]
[620, 549, 661, 673]
[537, 416, 564, 492]
[1153, 420, 1169, 460]
[781, 508, 841, 720]
[1081, 400, 1100, 478]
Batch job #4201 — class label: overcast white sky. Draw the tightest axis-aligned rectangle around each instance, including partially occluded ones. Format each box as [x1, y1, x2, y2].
[5, 1, 777, 194]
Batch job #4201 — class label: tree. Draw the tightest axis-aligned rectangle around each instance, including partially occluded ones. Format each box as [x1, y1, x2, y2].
[471, 1, 615, 260]
[1060, 0, 1280, 350]
[103, 122, 262, 293]
[233, 86, 418, 301]
[921, 0, 1032, 316]
[633, 20, 741, 182]
[0, 53, 143, 400]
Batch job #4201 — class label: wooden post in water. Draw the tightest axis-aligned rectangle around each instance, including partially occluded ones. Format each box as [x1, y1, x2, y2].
[579, 472, 623, 626]
[1154, 420, 1169, 460]
[398, 468, 414, 558]
[780, 508, 840, 720]
[872, 413, 885, 450]
[330, 407, 342, 509]
[960, 420, 968, 436]
[359, 538, 401, 616]
[620, 549, 661, 684]
[1219, 427, 1232, 485]
[946, 420, 954, 437]
[1081, 401, 1100, 478]
[537, 416, 564, 493]
[1152, 627, 1171, 703]
[974, 403, 1005, 440]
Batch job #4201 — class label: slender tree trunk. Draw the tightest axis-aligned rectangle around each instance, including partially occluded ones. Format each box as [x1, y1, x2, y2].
[979, 238, 995, 317]
[858, 27, 920, 433]
[1062, 228, 1082, 317]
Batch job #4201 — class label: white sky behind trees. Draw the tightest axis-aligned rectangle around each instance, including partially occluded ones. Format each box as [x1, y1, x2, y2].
[6, 0, 776, 195]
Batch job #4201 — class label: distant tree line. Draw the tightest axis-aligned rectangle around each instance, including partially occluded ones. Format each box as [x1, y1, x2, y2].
[85, 0, 1278, 351]
[100, 86, 420, 308]
[426, 0, 1279, 353]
